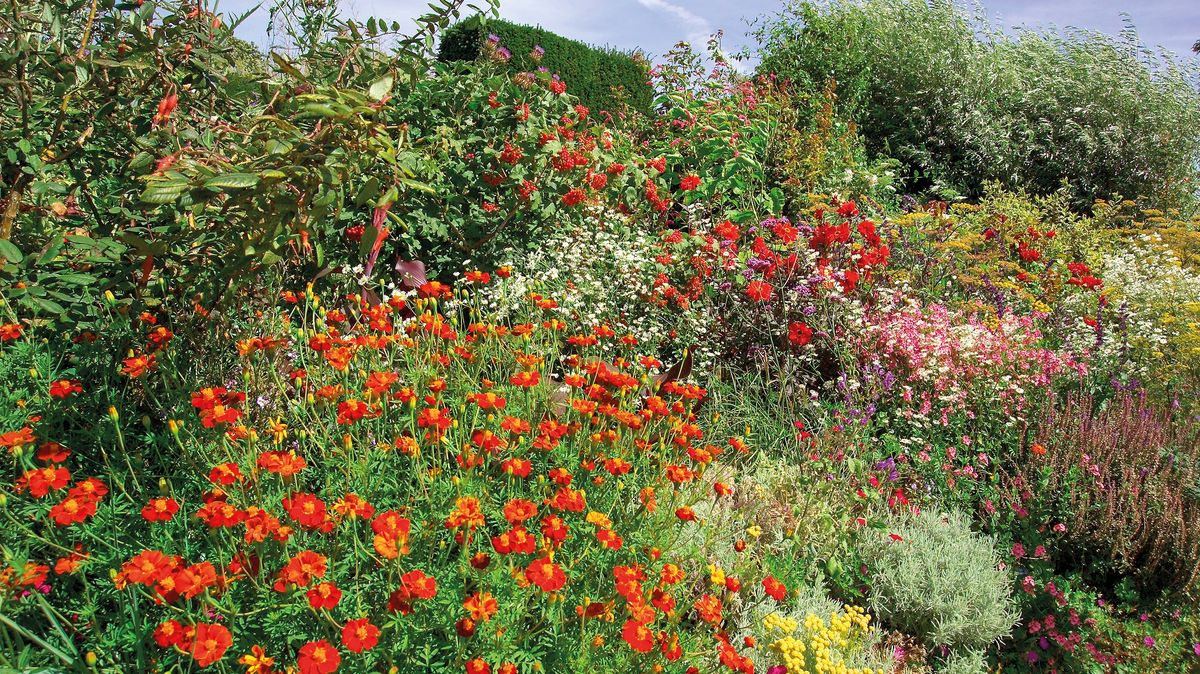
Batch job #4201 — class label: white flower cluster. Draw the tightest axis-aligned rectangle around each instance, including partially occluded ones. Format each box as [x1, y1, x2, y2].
[478, 211, 718, 369]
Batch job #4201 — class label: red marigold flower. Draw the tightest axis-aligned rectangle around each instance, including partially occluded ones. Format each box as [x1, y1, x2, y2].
[679, 174, 701, 191]
[501, 457, 532, 477]
[121, 353, 157, 378]
[276, 550, 327, 590]
[208, 462, 243, 486]
[18, 466, 70, 497]
[154, 619, 185, 648]
[174, 561, 217, 600]
[189, 622, 232, 668]
[745, 280, 773, 302]
[465, 658, 492, 674]
[621, 619, 655, 653]
[524, 557, 566, 592]
[675, 506, 696, 522]
[48, 494, 99, 526]
[400, 569, 438, 600]
[341, 618, 380, 653]
[282, 492, 329, 530]
[502, 498, 537, 524]
[36, 441, 71, 463]
[763, 575, 787, 601]
[48, 379, 82, 398]
[297, 639, 340, 674]
[141, 497, 180, 522]
[120, 550, 178, 586]
[0, 322, 22, 341]
[307, 581, 342, 610]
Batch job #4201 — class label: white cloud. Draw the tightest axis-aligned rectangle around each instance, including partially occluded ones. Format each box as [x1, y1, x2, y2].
[633, 0, 713, 46]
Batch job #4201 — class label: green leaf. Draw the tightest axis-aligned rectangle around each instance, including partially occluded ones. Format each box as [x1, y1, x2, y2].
[204, 173, 260, 190]
[271, 52, 306, 81]
[140, 185, 187, 204]
[369, 76, 394, 101]
[0, 239, 23, 263]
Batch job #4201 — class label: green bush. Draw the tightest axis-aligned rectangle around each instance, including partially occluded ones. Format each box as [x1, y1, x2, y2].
[438, 15, 653, 115]
[754, 0, 1200, 211]
[859, 509, 1018, 653]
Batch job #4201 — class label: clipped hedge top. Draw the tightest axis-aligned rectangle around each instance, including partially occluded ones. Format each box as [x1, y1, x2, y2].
[438, 16, 653, 114]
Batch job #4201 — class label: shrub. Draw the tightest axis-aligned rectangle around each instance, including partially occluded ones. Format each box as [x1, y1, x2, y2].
[858, 509, 1018, 653]
[384, 60, 659, 272]
[1023, 392, 1200, 594]
[438, 16, 652, 115]
[754, 0, 1200, 211]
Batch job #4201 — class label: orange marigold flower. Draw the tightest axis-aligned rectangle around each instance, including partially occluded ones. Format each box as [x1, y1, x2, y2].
[208, 462, 243, 485]
[237, 644, 276, 674]
[276, 550, 327, 591]
[1, 426, 36, 453]
[371, 510, 412, 559]
[257, 450, 306, 477]
[445, 496, 485, 530]
[694, 594, 723, 625]
[174, 561, 218, 600]
[121, 353, 157, 378]
[463, 591, 499, 622]
[54, 545, 88, 575]
[502, 498, 537, 524]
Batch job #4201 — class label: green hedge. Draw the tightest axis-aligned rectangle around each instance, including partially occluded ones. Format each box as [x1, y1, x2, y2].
[438, 16, 653, 115]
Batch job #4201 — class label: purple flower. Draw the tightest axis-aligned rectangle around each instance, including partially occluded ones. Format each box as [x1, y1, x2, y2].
[767, 667, 787, 674]
[1192, 643, 1200, 656]
[1144, 636, 1155, 648]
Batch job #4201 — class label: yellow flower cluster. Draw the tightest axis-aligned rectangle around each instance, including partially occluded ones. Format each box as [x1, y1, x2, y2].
[763, 606, 883, 674]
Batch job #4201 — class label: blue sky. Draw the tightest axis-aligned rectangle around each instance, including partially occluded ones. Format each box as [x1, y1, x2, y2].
[217, 0, 1199, 64]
